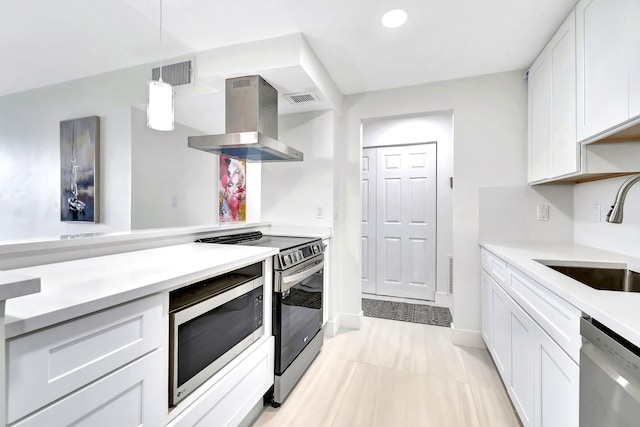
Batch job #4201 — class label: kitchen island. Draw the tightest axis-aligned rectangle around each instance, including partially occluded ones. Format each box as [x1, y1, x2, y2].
[2, 241, 278, 427]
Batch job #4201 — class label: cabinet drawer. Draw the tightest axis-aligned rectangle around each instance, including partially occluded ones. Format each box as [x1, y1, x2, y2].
[481, 248, 507, 286]
[7, 294, 163, 423]
[11, 349, 164, 427]
[507, 266, 581, 362]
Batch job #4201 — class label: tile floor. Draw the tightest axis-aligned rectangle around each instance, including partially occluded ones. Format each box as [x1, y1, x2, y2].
[252, 317, 522, 427]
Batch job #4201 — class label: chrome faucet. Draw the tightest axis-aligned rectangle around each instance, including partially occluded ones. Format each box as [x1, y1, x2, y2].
[606, 173, 640, 223]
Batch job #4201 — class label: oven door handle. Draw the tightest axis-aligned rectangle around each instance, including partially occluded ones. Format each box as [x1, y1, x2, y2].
[281, 261, 324, 292]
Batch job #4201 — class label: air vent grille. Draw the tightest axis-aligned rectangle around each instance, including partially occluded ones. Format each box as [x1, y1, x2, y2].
[448, 255, 454, 294]
[151, 60, 192, 87]
[284, 92, 319, 104]
[232, 79, 252, 89]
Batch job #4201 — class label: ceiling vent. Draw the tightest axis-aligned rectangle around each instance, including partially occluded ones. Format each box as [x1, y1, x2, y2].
[151, 59, 194, 88]
[284, 91, 320, 105]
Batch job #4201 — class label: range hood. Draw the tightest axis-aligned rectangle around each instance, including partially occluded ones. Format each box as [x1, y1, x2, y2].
[188, 75, 303, 162]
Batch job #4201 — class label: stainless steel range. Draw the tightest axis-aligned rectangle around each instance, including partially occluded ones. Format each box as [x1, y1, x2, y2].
[198, 231, 324, 406]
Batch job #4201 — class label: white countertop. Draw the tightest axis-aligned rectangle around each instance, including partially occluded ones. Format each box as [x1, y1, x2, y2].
[0, 271, 41, 302]
[4, 243, 277, 339]
[481, 241, 640, 348]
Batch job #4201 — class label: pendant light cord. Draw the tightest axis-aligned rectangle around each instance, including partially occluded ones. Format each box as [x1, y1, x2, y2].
[159, 0, 163, 83]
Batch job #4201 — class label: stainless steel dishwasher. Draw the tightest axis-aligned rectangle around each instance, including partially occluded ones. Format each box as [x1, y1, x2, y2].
[580, 316, 640, 427]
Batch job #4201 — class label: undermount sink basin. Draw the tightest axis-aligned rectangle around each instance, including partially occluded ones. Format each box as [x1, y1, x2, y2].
[536, 260, 640, 293]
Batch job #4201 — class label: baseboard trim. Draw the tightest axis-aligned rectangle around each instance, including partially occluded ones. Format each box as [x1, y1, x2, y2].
[325, 311, 364, 337]
[434, 292, 453, 308]
[450, 323, 486, 349]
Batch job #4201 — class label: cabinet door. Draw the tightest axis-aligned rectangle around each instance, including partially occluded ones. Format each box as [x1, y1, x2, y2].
[7, 294, 163, 423]
[528, 11, 577, 183]
[535, 331, 579, 427]
[528, 54, 552, 182]
[491, 280, 511, 383]
[629, 0, 640, 118]
[481, 271, 494, 348]
[576, 0, 629, 141]
[12, 350, 164, 427]
[509, 301, 537, 427]
[550, 11, 578, 178]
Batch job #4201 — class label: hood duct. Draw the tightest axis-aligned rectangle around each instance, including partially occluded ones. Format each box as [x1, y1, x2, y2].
[188, 75, 303, 162]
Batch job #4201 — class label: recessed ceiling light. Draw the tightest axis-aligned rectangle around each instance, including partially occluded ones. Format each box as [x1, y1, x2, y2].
[381, 9, 408, 28]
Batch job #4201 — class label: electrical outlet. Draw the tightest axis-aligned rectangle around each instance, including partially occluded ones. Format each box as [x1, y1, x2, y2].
[537, 205, 549, 221]
[593, 204, 601, 222]
[316, 206, 324, 218]
[171, 196, 177, 208]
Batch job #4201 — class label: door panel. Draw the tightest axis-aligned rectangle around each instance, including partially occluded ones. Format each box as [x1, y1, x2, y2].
[376, 144, 436, 300]
[409, 178, 427, 222]
[409, 238, 428, 285]
[361, 148, 376, 294]
[382, 237, 402, 283]
[383, 178, 402, 222]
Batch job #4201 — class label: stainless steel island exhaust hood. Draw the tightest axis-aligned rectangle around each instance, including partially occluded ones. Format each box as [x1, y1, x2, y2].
[188, 75, 303, 162]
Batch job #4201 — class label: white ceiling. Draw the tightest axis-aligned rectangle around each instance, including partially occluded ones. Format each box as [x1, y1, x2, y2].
[2, 0, 576, 99]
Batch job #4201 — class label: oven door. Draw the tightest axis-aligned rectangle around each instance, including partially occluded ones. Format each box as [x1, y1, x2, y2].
[273, 256, 324, 375]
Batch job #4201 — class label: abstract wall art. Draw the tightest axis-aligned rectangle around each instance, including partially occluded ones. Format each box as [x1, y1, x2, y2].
[219, 155, 246, 223]
[60, 116, 100, 223]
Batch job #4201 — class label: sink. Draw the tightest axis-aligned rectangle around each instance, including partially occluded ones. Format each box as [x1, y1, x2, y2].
[536, 260, 640, 293]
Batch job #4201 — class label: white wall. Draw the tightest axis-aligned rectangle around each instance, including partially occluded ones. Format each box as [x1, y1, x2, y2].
[0, 67, 149, 240]
[479, 185, 574, 243]
[130, 108, 218, 229]
[574, 176, 640, 257]
[261, 110, 335, 228]
[361, 113, 454, 300]
[337, 70, 530, 335]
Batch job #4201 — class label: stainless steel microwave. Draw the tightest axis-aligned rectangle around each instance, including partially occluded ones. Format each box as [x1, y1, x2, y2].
[168, 262, 264, 406]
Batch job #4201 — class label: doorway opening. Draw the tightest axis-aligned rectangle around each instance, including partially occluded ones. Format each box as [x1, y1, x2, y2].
[360, 112, 453, 308]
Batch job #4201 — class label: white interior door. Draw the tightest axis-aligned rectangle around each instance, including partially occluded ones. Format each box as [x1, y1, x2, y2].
[375, 144, 436, 300]
[361, 148, 377, 294]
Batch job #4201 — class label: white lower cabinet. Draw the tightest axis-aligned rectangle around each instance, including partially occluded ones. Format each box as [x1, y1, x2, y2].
[481, 249, 579, 427]
[537, 331, 579, 427]
[489, 274, 511, 382]
[481, 271, 493, 347]
[509, 301, 536, 427]
[11, 349, 164, 427]
[6, 294, 165, 426]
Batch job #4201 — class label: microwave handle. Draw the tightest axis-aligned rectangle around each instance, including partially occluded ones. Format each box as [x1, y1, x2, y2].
[281, 261, 324, 289]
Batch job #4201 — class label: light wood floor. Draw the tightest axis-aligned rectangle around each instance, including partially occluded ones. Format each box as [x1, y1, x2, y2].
[253, 317, 521, 427]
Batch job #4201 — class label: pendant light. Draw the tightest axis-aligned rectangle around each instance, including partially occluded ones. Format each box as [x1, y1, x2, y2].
[147, 0, 174, 131]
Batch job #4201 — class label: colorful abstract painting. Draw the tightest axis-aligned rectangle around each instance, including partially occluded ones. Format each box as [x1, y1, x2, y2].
[60, 116, 100, 223]
[219, 155, 246, 223]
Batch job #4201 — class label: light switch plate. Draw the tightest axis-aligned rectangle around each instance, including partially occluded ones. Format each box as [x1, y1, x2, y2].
[593, 204, 601, 222]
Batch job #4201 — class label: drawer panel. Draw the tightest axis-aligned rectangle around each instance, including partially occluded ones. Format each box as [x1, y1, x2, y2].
[7, 294, 163, 423]
[481, 248, 507, 286]
[11, 349, 164, 427]
[507, 266, 581, 362]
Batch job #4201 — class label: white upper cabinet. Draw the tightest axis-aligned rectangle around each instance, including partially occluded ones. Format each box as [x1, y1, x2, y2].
[528, 10, 577, 183]
[528, 54, 552, 183]
[576, 0, 639, 142]
[629, 0, 640, 118]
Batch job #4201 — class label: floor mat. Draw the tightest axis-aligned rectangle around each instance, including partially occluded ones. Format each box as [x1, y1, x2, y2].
[362, 298, 452, 327]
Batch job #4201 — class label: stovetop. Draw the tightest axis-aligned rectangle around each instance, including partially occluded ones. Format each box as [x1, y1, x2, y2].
[197, 232, 324, 270]
[197, 232, 318, 251]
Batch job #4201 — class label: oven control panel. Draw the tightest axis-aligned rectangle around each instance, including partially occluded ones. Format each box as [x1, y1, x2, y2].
[279, 242, 324, 269]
